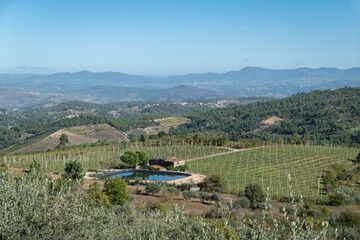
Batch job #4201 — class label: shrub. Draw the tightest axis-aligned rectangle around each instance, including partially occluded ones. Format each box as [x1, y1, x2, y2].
[182, 189, 196, 199]
[29, 160, 41, 173]
[233, 197, 250, 209]
[335, 187, 360, 205]
[178, 182, 197, 191]
[253, 202, 267, 210]
[306, 209, 322, 219]
[149, 201, 171, 213]
[104, 177, 130, 205]
[279, 195, 300, 202]
[62, 160, 84, 181]
[199, 174, 225, 193]
[211, 192, 222, 202]
[338, 211, 360, 228]
[199, 191, 211, 203]
[337, 227, 360, 240]
[279, 205, 295, 215]
[244, 183, 265, 208]
[328, 192, 345, 206]
[87, 181, 109, 207]
[146, 182, 161, 195]
[329, 211, 341, 227]
[166, 186, 180, 196]
[167, 165, 188, 172]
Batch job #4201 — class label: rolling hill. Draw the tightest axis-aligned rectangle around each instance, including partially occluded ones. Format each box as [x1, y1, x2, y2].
[0, 67, 358, 107]
[172, 88, 360, 146]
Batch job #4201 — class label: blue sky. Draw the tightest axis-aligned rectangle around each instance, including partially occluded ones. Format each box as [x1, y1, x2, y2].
[0, 0, 359, 75]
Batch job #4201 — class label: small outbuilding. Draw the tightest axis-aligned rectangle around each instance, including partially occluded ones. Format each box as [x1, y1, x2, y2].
[164, 157, 185, 168]
[149, 157, 185, 168]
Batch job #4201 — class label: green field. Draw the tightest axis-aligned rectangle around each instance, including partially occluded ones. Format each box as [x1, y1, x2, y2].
[187, 144, 359, 198]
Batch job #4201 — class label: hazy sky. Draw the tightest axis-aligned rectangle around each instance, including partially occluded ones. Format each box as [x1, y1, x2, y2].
[0, 0, 359, 75]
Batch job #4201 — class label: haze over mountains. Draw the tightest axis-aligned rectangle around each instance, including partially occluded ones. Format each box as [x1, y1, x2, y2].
[0, 67, 359, 110]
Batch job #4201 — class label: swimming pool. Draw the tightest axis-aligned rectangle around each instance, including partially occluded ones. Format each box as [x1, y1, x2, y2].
[96, 170, 190, 181]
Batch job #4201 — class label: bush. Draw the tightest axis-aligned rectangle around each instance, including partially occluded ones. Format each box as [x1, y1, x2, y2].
[233, 197, 250, 209]
[29, 160, 41, 173]
[178, 182, 197, 191]
[87, 181, 110, 207]
[166, 186, 180, 196]
[62, 160, 84, 181]
[211, 192, 222, 202]
[305, 209, 322, 219]
[252, 202, 267, 210]
[328, 193, 345, 206]
[167, 165, 188, 172]
[199, 191, 211, 203]
[337, 227, 360, 240]
[335, 187, 360, 205]
[182, 189, 197, 199]
[104, 177, 130, 205]
[338, 211, 360, 228]
[279, 205, 295, 215]
[149, 201, 171, 213]
[199, 174, 225, 193]
[146, 182, 161, 195]
[329, 211, 341, 227]
[279, 195, 300, 202]
[244, 183, 265, 208]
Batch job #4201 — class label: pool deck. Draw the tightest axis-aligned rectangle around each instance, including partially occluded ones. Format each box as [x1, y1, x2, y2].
[85, 169, 206, 185]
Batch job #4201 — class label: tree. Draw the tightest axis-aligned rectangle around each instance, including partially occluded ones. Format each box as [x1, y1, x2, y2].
[56, 134, 69, 150]
[62, 160, 84, 181]
[120, 151, 149, 167]
[199, 174, 225, 193]
[244, 183, 265, 208]
[60, 134, 69, 145]
[136, 151, 149, 165]
[120, 151, 139, 167]
[182, 190, 196, 200]
[199, 191, 210, 203]
[104, 177, 129, 205]
[29, 160, 41, 173]
[146, 182, 161, 195]
[211, 192, 222, 202]
[87, 181, 110, 207]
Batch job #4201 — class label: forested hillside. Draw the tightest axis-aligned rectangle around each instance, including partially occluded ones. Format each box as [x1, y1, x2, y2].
[0, 114, 157, 151]
[172, 88, 360, 146]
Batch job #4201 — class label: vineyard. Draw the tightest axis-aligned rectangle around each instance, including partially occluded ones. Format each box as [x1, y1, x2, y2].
[3, 141, 359, 198]
[187, 144, 359, 198]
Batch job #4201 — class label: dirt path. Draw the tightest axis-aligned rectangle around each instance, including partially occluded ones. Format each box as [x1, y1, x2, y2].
[185, 146, 264, 162]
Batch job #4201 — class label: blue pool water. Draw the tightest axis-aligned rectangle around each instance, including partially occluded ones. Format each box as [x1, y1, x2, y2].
[103, 170, 189, 181]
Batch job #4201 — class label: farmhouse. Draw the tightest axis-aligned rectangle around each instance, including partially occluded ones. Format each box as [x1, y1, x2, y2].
[149, 157, 185, 168]
[164, 157, 185, 168]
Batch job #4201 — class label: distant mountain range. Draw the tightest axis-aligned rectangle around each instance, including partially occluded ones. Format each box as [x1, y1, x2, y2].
[0, 67, 359, 110]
